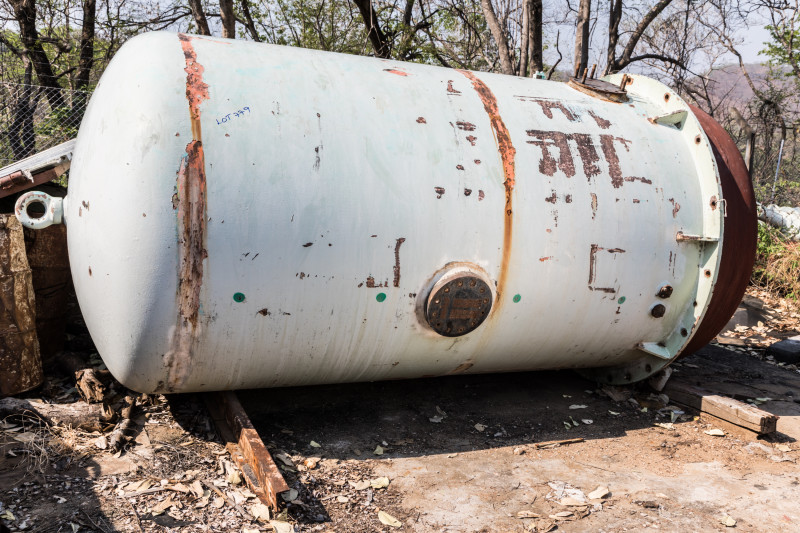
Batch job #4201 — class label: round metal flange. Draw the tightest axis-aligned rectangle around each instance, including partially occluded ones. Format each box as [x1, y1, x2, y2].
[425, 273, 492, 337]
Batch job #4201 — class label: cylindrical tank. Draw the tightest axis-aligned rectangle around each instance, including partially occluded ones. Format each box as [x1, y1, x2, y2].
[15, 32, 755, 393]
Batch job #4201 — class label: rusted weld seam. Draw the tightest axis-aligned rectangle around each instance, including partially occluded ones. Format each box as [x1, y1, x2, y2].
[457, 70, 516, 305]
[167, 34, 210, 391]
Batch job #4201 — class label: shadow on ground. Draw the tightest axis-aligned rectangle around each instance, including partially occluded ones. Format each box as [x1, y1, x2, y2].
[238, 369, 663, 460]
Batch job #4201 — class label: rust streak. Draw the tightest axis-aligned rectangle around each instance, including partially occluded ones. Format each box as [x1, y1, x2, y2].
[624, 176, 653, 185]
[167, 34, 210, 392]
[588, 244, 602, 285]
[591, 193, 598, 219]
[539, 256, 553, 262]
[393, 237, 406, 287]
[458, 69, 516, 305]
[383, 69, 408, 76]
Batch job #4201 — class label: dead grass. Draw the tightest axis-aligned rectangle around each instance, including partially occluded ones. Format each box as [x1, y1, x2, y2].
[752, 223, 800, 302]
[3, 413, 96, 474]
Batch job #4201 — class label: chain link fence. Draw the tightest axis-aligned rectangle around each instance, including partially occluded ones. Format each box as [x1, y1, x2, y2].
[0, 82, 90, 168]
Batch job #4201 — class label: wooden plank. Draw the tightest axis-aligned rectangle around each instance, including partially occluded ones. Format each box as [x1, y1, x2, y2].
[664, 380, 778, 434]
[208, 391, 290, 510]
[698, 412, 763, 441]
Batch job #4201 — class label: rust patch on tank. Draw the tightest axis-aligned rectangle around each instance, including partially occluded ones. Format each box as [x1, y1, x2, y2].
[669, 198, 681, 218]
[393, 237, 406, 287]
[416, 117, 427, 124]
[526, 130, 575, 177]
[599, 134, 626, 188]
[450, 362, 474, 374]
[588, 110, 611, 129]
[434, 186, 445, 198]
[478, 190, 485, 201]
[591, 193, 598, 219]
[539, 256, 553, 262]
[458, 70, 516, 306]
[366, 276, 387, 288]
[447, 80, 461, 94]
[588, 244, 624, 293]
[466, 135, 477, 146]
[545, 191, 557, 203]
[456, 121, 476, 131]
[166, 34, 211, 392]
[535, 100, 576, 121]
[624, 176, 652, 185]
[570, 133, 601, 178]
[464, 188, 472, 196]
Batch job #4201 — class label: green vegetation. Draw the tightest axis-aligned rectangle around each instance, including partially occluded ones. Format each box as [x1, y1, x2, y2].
[753, 222, 800, 300]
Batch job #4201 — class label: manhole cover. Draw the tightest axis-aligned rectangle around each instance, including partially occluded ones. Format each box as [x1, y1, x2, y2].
[425, 274, 492, 336]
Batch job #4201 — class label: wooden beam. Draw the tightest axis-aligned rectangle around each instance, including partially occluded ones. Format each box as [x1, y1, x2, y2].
[663, 380, 778, 435]
[204, 391, 290, 510]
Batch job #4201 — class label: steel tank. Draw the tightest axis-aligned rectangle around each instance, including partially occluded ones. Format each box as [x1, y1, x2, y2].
[15, 32, 755, 393]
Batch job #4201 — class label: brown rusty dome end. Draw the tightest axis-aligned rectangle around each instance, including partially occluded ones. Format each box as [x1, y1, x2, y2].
[680, 106, 758, 356]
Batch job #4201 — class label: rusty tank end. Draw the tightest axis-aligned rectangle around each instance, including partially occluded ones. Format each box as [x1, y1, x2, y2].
[679, 106, 758, 356]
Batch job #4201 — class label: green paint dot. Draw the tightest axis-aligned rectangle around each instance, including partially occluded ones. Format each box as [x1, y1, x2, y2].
[512, 294, 521, 303]
[376, 293, 387, 302]
[617, 296, 626, 304]
[233, 292, 246, 303]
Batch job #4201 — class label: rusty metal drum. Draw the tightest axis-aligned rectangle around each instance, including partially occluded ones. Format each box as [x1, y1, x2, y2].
[15, 32, 753, 393]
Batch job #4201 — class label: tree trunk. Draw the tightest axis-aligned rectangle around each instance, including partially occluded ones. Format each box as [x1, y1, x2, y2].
[480, 0, 514, 75]
[605, 0, 622, 74]
[353, 0, 392, 58]
[616, 0, 673, 70]
[220, 0, 236, 38]
[73, 0, 96, 120]
[10, 0, 65, 111]
[530, 0, 543, 73]
[188, 0, 212, 36]
[519, 0, 531, 77]
[240, 0, 262, 41]
[573, 0, 591, 78]
[8, 63, 36, 160]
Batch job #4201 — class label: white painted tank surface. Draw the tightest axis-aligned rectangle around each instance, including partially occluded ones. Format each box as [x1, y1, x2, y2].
[16, 32, 728, 393]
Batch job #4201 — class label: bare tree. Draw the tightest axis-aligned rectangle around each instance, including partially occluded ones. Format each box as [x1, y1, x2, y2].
[573, 0, 590, 76]
[219, 0, 236, 38]
[188, 0, 212, 35]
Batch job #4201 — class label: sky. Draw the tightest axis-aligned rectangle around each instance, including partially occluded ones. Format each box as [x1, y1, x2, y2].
[740, 24, 773, 64]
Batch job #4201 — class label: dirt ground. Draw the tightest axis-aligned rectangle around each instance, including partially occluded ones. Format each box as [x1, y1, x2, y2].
[2, 287, 800, 533]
